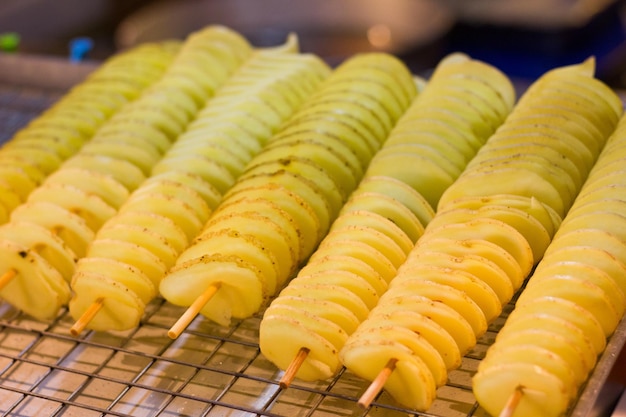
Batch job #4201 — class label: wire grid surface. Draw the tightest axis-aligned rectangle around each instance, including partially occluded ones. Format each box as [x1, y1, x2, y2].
[0, 64, 622, 417]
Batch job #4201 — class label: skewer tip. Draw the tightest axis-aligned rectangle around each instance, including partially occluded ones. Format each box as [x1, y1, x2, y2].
[279, 347, 310, 389]
[0, 269, 17, 291]
[358, 358, 398, 409]
[70, 297, 104, 337]
[167, 283, 221, 339]
[499, 385, 524, 417]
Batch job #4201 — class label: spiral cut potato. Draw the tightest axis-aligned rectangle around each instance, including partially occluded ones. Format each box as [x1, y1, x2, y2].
[258, 53, 516, 384]
[339, 57, 622, 412]
[474, 113, 626, 417]
[159, 52, 417, 329]
[68, 36, 332, 332]
[0, 26, 253, 321]
[0, 41, 181, 225]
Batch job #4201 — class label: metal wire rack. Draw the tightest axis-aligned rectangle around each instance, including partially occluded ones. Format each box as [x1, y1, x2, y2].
[0, 53, 624, 417]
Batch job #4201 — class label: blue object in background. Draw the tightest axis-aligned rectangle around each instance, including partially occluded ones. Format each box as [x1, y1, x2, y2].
[69, 36, 94, 63]
[442, 1, 626, 84]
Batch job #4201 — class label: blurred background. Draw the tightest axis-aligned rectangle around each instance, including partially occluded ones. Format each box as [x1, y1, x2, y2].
[1, 0, 626, 87]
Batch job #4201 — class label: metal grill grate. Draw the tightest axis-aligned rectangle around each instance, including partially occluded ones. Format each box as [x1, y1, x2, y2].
[0, 54, 623, 417]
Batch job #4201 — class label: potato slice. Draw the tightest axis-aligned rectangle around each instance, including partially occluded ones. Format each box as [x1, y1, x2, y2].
[540, 245, 626, 299]
[473, 362, 571, 417]
[415, 237, 524, 292]
[0, 221, 76, 281]
[263, 303, 349, 350]
[507, 296, 606, 355]
[274, 117, 376, 168]
[260, 313, 342, 381]
[202, 212, 295, 282]
[387, 121, 477, 164]
[374, 293, 475, 357]
[531, 260, 626, 317]
[133, 179, 211, 225]
[269, 294, 361, 335]
[69, 271, 145, 331]
[74, 257, 155, 303]
[354, 176, 435, 229]
[321, 225, 406, 269]
[408, 250, 513, 305]
[2, 143, 63, 175]
[96, 223, 178, 269]
[340, 337, 437, 411]
[160, 254, 266, 325]
[349, 324, 448, 387]
[365, 152, 456, 210]
[0, 182, 24, 218]
[248, 141, 359, 195]
[0, 165, 39, 201]
[394, 265, 502, 323]
[557, 211, 626, 244]
[0, 239, 70, 320]
[27, 182, 116, 232]
[79, 141, 160, 175]
[232, 171, 331, 237]
[329, 210, 413, 255]
[223, 182, 320, 258]
[505, 111, 604, 158]
[518, 274, 620, 337]
[118, 193, 203, 241]
[438, 166, 567, 218]
[63, 154, 146, 191]
[375, 142, 465, 178]
[86, 238, 167, 287]
[426, 205, 551, 263]
[277, 282, 370, 322]
[489, 328, 592, 385]
[147, 170, 222, 211]
[442, 194, 561, 238]
[241, 159, 344, 217]
[151, 155, 235, 195]
[421, 217, 534, 286]
[310, 238, 397, 284]
[430, 52, 515, 110]
[488, 129, 594, 174]
[290, 270, 379, 310]
[183, 229, 278, 294]
[45, 167, 129, 209]
[386, 279, 487, 338]
[10, 202, 94, 258]
[298, 254, 388, 297]
[102, 211, 188, 254]
[365, 309, 461, 373]
[164, 142, 247, 177]
[497, 312, 598, 371]
[340, 191, 424, 243]
[477, 344, 578, 401]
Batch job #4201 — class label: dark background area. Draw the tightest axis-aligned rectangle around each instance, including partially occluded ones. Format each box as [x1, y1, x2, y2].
[1, 0, 626, 88]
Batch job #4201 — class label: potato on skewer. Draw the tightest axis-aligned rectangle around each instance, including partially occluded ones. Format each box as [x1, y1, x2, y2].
[342, 58, 620, 413]
[472, 70, 625, 417]
[69, 37, 330, 333]
[0, 26, 252, 321]
[0, 41, 180, 224]
[259, 53, 515, 386]
[162, 52, 413, 339]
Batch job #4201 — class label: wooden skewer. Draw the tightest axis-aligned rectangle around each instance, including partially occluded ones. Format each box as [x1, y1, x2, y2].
[358, 357, 398, 409]
[167, 282, 221, 339]
[499, 385, 524, 417]
[70, 297, 104, 336]
[0, 269, 17, 291]
[279, 347, 310, 389]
